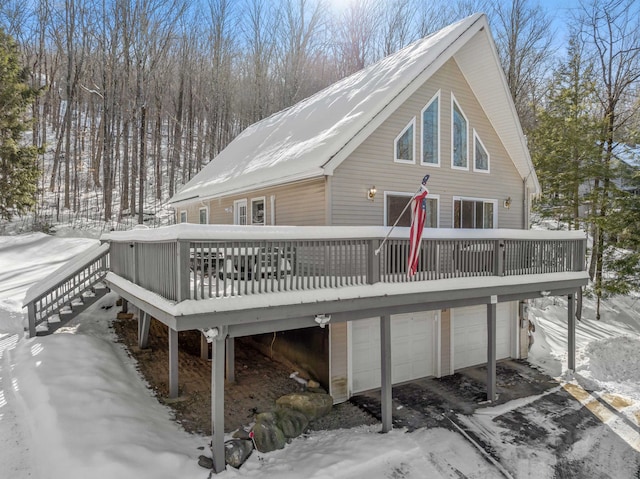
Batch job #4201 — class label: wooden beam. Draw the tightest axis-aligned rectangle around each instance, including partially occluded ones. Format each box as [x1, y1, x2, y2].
[27, 302, 36, 338]
[200, 333, 208, 360]
[487, 301, 497, 402]
[568, 292, 575, 372]
[211, 335, 226, 473]
[225, 337, 235, 382]
[168, 327, 179, 398]
[380, 314, 392, 433]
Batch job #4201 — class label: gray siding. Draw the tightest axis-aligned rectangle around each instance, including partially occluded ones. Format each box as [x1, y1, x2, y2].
[330, 58, 525, 229]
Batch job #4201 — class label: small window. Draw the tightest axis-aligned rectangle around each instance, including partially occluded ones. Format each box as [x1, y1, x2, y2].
[179, 211, 187, 223]
[251, 198, 265, 225]
[451, 95, 468, 170]
[474, 130, 489, 172]
[234, 199, 247, 225]
[421, 91, 440, 166]
[385, 192, 438, 228]
[394, 118, 416, 164]
[453, 198, 496, 229]
[199, 207, 208, 224]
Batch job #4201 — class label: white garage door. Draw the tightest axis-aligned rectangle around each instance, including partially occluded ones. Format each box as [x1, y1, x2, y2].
[453, 303, 513, 370]
[351, 311, 437, 394]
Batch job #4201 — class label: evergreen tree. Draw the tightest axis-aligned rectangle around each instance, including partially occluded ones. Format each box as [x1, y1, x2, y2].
[0, 28, 40, 220]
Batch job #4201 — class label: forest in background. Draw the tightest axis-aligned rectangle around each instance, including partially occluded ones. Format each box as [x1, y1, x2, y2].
[0, 0, 639, 315]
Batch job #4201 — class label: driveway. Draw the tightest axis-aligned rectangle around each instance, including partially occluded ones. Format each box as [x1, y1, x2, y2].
[352, 360, 640, 478]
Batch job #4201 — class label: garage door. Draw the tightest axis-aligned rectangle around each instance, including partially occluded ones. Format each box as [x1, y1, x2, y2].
[351, 311, 437, 394]
[453, 303, 513, 370]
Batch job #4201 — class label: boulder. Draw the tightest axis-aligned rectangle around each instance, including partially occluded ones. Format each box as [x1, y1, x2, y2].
[224, 439, 253, 469]
[197, 455, 213, 469]
[252, 412, 286, 453]
[275, 392, 333, 421]
[275, 407, 309, 438]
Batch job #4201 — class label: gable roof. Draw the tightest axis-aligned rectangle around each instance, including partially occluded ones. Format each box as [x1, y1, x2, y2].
[170, 13, 539, 205]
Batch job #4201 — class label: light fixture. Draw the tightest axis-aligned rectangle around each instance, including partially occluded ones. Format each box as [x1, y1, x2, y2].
[504, 197, 512, 209]
[314, 314, 331, 328]
[367, 186, 377, 201]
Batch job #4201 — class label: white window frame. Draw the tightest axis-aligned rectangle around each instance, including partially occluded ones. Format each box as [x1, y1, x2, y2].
[233, 199, 248, 225]
[394, 117, 416, 164]
[451, 93, 469, 171]
[452, 196, 497, 229]
[198, 206, 209, 224]
[179, 210, 187, 223]
[473, 129, 490, 173]
[384, 190, 440, 228]
[421, 90, 440, 167]
[250, 197, 266, 225]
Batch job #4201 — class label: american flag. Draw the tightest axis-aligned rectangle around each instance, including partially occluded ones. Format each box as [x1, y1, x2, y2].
[408, 180, 429, 277]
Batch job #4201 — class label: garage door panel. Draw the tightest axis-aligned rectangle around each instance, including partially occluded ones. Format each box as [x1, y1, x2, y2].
[351, 312, 437, 394]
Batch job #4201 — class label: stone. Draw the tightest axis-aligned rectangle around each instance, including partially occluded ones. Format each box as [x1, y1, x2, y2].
[275, 392, 333, 421]
[197, 455, 213, 469]
[224, 439, 253, 469]
[307, 379, 320, 389]
[252, 412, 286, 453]
[275, 407, 309, 438]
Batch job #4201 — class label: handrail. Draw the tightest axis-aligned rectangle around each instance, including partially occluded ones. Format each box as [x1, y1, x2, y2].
[23, 243, 110, 336]
[104, 226, 587, 303]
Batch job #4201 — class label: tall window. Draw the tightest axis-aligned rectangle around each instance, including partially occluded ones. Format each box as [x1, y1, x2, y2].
[199, 207, 208, 224]
[251, 198, 265, 225]
[453, 198, 496, 229]
[234, 199, 247, 225]
[421, 91, 440, 166]
[394, 118, 416, 164]
[385, 193, 438, 228]
[451, 95, 468, 169]
[179, 211, 187, 223]
[474, 130, 489, 172]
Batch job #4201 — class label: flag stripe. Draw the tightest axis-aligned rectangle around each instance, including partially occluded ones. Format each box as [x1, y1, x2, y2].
[408, 187, 429, 276]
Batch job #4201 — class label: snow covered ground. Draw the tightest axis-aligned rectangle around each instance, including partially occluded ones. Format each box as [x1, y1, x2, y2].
[1, 233, 639, 478]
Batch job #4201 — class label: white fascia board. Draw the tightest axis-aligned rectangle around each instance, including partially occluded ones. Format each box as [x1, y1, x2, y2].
[322, 14, 485, 176]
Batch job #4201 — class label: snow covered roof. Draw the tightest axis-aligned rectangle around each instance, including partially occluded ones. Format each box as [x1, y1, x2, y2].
[169, 13, 538, 205]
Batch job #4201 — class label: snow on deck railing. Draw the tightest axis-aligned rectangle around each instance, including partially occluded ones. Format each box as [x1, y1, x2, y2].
[23, 243, 110, 336]
[103, 225, 587, 303]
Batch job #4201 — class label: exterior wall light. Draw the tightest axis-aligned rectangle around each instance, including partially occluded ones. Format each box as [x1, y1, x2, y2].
[367, 186, 377, 200]
[504, 197, 512, 209]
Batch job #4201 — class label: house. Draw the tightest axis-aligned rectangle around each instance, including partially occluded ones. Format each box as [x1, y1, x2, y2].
[168, 13, 543, 402]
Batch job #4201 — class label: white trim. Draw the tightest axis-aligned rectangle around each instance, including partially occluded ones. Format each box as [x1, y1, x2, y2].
[449, 309, 455, 375]
[394, 117, 416, 164]
[250, 196, 266, 225]
[270, 195, 276, 225]
[452, 196, 498, 229]
[473, 129, 490, 173]
[233, 199, 248, 225]
[347, 320, 353, 397]
[198, 206, 209, 224]
[435, 311, 442, 377]
[451, 93, 469, 171]
[179, 210, 188, 224]
[420, 90, 441, 167]
[384, 191, 440, 228]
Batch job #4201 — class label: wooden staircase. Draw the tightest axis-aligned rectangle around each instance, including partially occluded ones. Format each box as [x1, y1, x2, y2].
[23, 243, 110, 336]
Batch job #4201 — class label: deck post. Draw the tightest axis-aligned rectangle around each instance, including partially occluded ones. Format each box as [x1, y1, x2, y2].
[176, 240, 191, 302]
[225, 337, 235, 382]
[380, 314, 392, 433]
[200, 333, 209, 360]
[27, 302, 36, 338]
[138, 311, 150, 349]
[168, 327, 179, 398]
[211, 334, 226, 473]
[367, 239, 381, 284]
[487, 298, 497, 402]
[568, 292, 575, 372]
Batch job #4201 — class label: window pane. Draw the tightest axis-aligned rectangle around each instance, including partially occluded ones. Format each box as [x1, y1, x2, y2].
[453, 102, 467, 168]
[180, 212, 187, 223]
[484, 202, 494, 228]
[462, 200, 474, 228]
[422, 99, 438, 164]
[252, 200, 265, 225]
[199, 209, 207, 224]
[425, 198, 437, 227]
[396, 124, 414, 162]
[454, 200, 461, 228]
[475, 136, 489, 170]
[475, 202, 484, 229]
[387, 195, 412, 226]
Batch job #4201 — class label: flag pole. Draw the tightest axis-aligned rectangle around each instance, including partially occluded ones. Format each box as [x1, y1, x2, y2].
[375, 174, 430, 256]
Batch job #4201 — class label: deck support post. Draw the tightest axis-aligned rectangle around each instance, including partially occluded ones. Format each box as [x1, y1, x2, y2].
[121, 298, 128, 314]
[168, 327, 179, 398]
[138, 311, 150, 349]
[380, 314, 392, 433]
[211, 334, 226, 473]
[200, 333, 209, 360]
[568, 292, 575, 372]
[225, 337, 235, 382]
[487, 299, 497, 402]
[27, 302, 36, 338]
